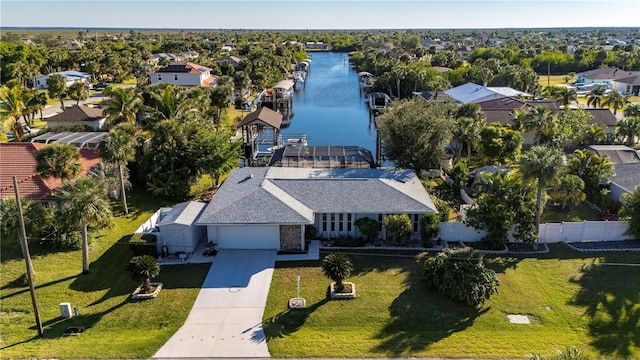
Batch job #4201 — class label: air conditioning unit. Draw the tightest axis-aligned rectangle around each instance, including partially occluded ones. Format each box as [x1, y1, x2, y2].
[60, 302, 72, 318]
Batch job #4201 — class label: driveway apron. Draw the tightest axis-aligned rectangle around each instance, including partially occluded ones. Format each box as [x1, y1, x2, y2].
[154, 250, 277, 358]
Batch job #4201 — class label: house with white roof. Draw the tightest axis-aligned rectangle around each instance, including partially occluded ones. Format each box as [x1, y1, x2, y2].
[444, 82, 531, 104]
[195, 167, 437, 251]
[149, 62, 219, 87]
[36, 70, 92, 89]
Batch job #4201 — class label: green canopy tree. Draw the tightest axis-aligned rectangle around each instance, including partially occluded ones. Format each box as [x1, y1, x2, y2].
[47, 74, 67, 111]
[193, 128, 241, 187]
[98, 124, 137, 214]
[67, 81, 89, 106]
[35, 143, 82, 181]
[477, 123, 523, 165]
[378, 98, 455, 174]
[57, 176, 113, 274]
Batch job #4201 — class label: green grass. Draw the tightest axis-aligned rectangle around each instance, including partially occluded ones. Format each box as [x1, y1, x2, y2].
[541, 201, 601, 223]
[0, 188, 210, 359]
[538, 74, 573, 87]
[264, 247, 640, 358]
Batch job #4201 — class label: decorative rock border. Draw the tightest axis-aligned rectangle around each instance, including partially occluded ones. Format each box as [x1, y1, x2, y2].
[329, 282, 356, 299]
[563, 242, 640, 253]
[131, 282, 163, 300]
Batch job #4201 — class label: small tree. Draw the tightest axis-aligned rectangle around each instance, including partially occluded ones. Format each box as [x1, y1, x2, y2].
[619, 187, 640, 240]
[385, 213, 412, 245]
[423, 248, 500, 307]
[354, 217, 379, 243]
[321, 253, 353, 293]
[47, 74, 67, 111]
[126, 255, 161, 293]
[420, 213, 440, 247]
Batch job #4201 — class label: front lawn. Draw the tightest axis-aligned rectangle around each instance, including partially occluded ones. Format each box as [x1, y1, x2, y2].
[0, 189, 210, 359]
[264, 247, 640, 358]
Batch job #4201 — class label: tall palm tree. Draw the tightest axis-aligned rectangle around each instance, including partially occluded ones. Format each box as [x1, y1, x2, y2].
[518, 146, 564, 243]
[454, 103, 485, 160]
[98, 124, 137, 214]
[586, 87, 606, 108]
[616, 119, 640, 147]
[513, 106, 555, 146]
[321, 253, 353, 293]
[46, 74, 68, 111]
[0, 84, 27, 141]
[550, 174, 586, 210]
[35, 143, 82, 181]
[57, 177, 113, 274]
[102, 86, 143, 126]
[602, 89, 629, 115]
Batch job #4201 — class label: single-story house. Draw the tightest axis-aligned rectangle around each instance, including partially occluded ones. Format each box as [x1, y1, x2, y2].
[444, 82, 531, 104]
[587, 145, 640, 164]
[214, 55, 244, 67]
[36, 70, 92, 89]
[0, 143, 101, 205]
[586, 145, 640, 202]
[149, 62, 219, 87]
[155, 201, 207, 254]
[576, 67, 640, 95]
[44, 105, 107, 131]
[195, 167, 437, 250]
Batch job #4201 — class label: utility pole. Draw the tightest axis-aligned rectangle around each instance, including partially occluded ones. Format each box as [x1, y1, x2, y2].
[13, 177, 44, 337]
[547, 61, 551, 86]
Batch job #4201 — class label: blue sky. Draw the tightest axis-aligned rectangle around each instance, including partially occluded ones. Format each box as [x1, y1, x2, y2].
[2, 0, 639, 29]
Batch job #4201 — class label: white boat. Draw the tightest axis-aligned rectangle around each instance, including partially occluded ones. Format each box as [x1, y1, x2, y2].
[358, 71, 374, 89]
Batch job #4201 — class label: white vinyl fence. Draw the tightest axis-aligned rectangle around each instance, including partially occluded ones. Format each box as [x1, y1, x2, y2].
[439, 221, 633, 243]
[134, 208, 163, 234]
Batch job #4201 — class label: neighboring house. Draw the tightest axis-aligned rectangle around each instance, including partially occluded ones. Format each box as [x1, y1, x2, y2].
[31, 131, 108, 150]
[195, 167, 437, 250]
[444, 82, 531, 104]
[576, 67, 640, 94]
[586, 145, 640, 203]
[36, 70, 92, 89]
[149, 53, 181, 65]
[0, 143, 101, 205]
[61, 39, 84, 50]
[149, 62, 219, 87]
[477, 97, 617, 145]
[214, 55, 244, 67]
[44, 105, 107, 131]
[305, 41, 328, 50]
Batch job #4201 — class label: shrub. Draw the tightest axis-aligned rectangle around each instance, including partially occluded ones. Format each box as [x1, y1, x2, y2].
[385, 214, 412, 245]
[423, 248, 499, 307]
[433, 197, 451, 222]
[129, 233, 158, 256]
[333, 235, 364, 247]
[53, 231, 82, 249]
[321, 253, 353, 293]
[305, 225, 318, 240]
[420, 212, 440, 247]
[354, 217, 379, 242]
[126, 255, 160, 293]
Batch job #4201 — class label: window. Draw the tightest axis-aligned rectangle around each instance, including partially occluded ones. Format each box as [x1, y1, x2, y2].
[322, 213, 327, 232]
[378, 214, 384, 231]
[330, 213, 336, 231]
[158, 74, 162, 81]
[174, 74, 178, 81]
[338, 213, 344, 231]
[413, 214, 419, 233]
[347, 213, 352, 232]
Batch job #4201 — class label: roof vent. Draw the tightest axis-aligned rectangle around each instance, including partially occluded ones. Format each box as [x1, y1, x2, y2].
[238, 174, 253, 184]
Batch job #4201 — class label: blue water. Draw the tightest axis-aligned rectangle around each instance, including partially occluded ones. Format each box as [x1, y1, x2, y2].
[280, 52, 376, 154]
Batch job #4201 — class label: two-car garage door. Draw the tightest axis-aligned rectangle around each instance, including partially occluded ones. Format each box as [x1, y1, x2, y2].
[215, 225, 279, 249]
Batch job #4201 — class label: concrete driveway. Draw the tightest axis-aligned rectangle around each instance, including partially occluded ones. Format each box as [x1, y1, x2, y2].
[153, 250, 277, 358]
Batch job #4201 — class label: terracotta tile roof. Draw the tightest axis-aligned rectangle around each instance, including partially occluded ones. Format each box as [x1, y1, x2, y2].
[151, 61, 212, 74]
[44, 105, 104, 123]
[0, 143, 101, 201]
[201, 75, 219, 87]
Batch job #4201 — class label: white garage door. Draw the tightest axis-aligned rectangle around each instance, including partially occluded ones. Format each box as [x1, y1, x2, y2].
[216, 225, 279, 249]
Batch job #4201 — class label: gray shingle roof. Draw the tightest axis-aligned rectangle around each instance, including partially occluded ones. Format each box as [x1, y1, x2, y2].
[196, 167, 436, 225]
[611, 163, 640, 193]
[159, 201, 206, 226]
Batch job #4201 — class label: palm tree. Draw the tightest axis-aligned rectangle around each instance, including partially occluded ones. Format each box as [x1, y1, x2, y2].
[586, 87, 606, 108]
[518, 146, 564, 243]
[581, 124, 607, 145]
[321, 253, 353, 293]
[102, 86, 143, 126]
[0, 84, 27, 141]
[98, 124, 137, 214]
[67, 81, 90, 106]
[57, 177, 113, 274]
[616, 119, 640, 147]
[568, 149, 614, 200]
[623, 103, 640, 120]
[557, 87, 577, 107]
[513, 106, 555, 146]
[454, 103, 485, 160]
[126, 255, 161, 293]
[602, 89, 629, 115]
[35, 143, 82, 181]
[550, 174, 586, 210]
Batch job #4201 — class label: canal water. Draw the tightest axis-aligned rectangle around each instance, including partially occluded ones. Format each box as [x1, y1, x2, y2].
[280, 52, 376, 154]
